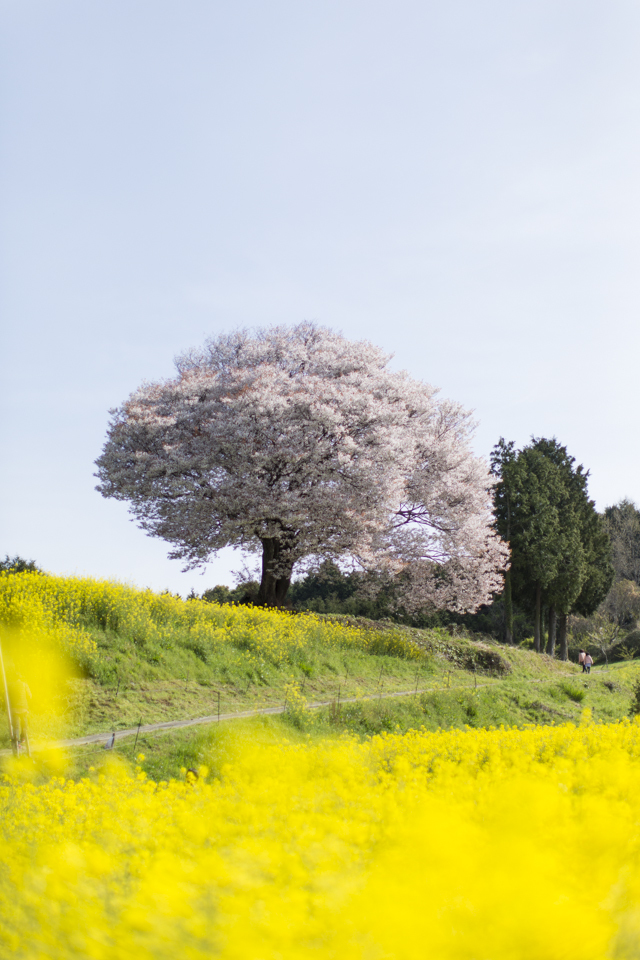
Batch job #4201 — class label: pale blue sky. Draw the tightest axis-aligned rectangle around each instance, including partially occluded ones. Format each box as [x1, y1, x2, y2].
[2, 0, 640, 594]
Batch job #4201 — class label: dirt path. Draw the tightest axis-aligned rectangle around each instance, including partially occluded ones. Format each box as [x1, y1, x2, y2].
[3, 668, 582, 756]
[24, 678, 528, 752]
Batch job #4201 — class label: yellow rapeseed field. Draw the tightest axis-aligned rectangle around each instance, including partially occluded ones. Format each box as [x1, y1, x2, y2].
[0, 571, 418, 671]
[3, 715, 640, 959]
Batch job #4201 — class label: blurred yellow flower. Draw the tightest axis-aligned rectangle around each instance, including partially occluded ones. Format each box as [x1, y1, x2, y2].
[1, 720, 640, 958]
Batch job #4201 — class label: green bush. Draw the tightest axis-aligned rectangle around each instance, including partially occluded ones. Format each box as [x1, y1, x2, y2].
[629, 679, 640, 716]
[559, 681, 586, 703]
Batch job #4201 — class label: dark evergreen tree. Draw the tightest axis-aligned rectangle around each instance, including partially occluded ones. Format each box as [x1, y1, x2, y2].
[490, 439, 516, 643]
[511, 447, 569, 652]
[532, 438, 613, 659]
[492, 437, 613, 658]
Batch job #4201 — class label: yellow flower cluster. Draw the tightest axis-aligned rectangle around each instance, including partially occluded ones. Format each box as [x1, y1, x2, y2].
[0, 572, 418, 668]
[3, 716, 640, 958]
[0, 572, 97, 651]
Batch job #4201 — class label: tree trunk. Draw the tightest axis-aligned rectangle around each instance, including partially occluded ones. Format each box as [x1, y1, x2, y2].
[504, 568, 514, 644]
[534, 584, 542, 653]
[504, 492, 514, 644]
[546, 606, 557, 657]
[257, 538, 293, 607]
[558, 613, 568, 661]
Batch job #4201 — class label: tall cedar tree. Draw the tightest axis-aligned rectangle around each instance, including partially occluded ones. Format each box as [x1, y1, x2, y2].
[492, 437, 613, 657]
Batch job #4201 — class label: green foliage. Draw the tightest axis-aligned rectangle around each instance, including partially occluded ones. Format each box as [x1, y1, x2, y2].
[202, 582, 259, 605]
[449, 594, 536, 644]
[204, 561, 449, 627]
[491, 437, 613, 654]
[203, 562, 542, 647]
[558, 681, 586, 703]
[604, 499, 640, 585]
[630, 678, 640, 716]
[573, 505, 615, 618]
[601, 580, 640, 628]
[603, 630, 640, 664]
[0, 555, 41, 574]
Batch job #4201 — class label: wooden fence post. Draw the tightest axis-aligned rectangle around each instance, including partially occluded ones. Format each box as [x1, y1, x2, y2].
[0, 634, 15, 753]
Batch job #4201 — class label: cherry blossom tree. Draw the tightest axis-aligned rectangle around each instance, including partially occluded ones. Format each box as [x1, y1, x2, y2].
[96, 324, 507, 607]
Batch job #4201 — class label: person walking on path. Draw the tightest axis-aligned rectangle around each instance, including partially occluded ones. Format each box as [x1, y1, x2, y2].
[9, 673, 31, 748]
[584, 653, 593, 675]
[578, 650, 587, 672]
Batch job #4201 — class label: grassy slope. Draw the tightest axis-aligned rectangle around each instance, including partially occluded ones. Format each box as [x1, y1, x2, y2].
[2, 573, 639, 780]
[59, 629, 640, 781]
[60, 658, 640, 782]
[70, 616, 640, 736]
[31, 619, 585, 736]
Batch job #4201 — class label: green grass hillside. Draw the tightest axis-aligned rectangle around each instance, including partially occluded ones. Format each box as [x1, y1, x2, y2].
[2, 571, 640, 780]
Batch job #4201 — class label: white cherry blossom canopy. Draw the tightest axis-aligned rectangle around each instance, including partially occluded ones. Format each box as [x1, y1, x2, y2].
[96, 324, 507, 608]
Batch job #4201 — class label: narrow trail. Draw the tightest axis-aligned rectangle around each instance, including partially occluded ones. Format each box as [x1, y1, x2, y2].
[18, 675, 559, 753]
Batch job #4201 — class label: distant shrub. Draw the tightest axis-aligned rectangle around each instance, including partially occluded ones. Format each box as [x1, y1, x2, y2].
[602, 630, 640, 664]
[202, 582, 260, 605]
[0, 555, 41, 574]
[559, 681, 586, 703]
[630, 679, 640, 716]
